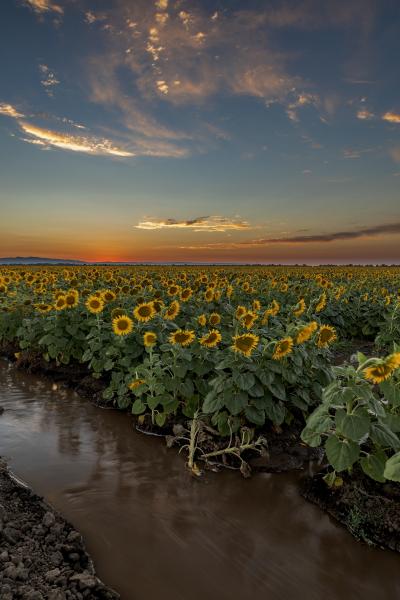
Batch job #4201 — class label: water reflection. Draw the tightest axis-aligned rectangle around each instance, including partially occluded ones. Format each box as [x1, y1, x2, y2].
[0, 358, 399, 600]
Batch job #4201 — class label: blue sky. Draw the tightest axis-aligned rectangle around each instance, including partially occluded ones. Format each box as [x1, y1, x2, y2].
[0, 0, 399, 263]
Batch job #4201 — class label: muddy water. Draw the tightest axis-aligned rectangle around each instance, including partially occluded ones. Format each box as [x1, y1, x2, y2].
[0, 359, 399, 600]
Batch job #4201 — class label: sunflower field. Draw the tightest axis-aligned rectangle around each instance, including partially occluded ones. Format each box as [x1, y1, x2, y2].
[1, 265, 400, 482]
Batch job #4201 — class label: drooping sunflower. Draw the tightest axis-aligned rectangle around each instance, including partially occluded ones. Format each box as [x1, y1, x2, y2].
[315, 293, 327, 313]
[163, 300, 180, 321]
[231, 333, 259, 357]
[86, 295, 105, 314]
[143, 331, 157, 347]
[316, 325, 337, 348]
[386, 353, 400, 370]
[363, 362, 394, 384]
[295, 321, 318, 344]
[197, 314, 207, 327]
[36, 303, 52, 313]
[272, 337, 294, 360]
[133, 302, 156, 322]
[204, 288, 214, 302]
[112, 314, 134, 336]
[169, 329, 195, 347]
[128, 379, 146, 390]
[293, 298, 306, 317]
[209, 312, 221, 326]
[54, 295, 67, 311]
[200, 329, 222, 348]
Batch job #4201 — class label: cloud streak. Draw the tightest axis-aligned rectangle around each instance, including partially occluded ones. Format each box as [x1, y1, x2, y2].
[135, 216, 251, 232]
[178, 222, 400, 250]
[383, 112, 400, 124]
[19, 122, 134, 157]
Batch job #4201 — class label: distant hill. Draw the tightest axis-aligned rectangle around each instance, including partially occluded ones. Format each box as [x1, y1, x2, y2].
[0, 257, 87, 265]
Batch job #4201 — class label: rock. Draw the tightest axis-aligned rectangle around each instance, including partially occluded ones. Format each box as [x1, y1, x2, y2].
[3, 526, 20, 544]
[0, 550, 9, 562]
[45, 568, 61, 583]
[47, 591, 66, 600]
[70, 572, 97, 590]
[66, 531, 80, 543]
[42, 512, 56, 528]
[49, 551, 63, 567]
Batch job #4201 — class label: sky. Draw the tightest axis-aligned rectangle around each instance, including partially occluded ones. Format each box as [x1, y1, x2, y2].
[0, 0, 399, 264]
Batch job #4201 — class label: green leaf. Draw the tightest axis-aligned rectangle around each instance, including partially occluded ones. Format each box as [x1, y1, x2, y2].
[325, 435, 360, 472]
[267, 380, 286, 401]
[234, 372, 255, 391]
[202, 391, 224, 414]
[307, 405, 333, 433]
[244, 405, 265, 426]
[301, 426, 322, 447]
[360, 452, 386, 483]
[264, 400, 285, 426]
[383, 452, 400, 482]
[337, 408, 370, 442]
[155, 412, 167, 427]
[131, 398, 146, 415]
[370, 423, 400, 451]
[379, 380, 400, 408]
[227, 391, 248, 416]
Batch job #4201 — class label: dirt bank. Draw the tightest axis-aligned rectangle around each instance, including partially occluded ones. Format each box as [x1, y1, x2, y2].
[0, 460, 119, 600]
[302, 469, 400, 552]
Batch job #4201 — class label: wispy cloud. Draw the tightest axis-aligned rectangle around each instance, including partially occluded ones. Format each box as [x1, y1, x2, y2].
[22, 0, 63, 15]
[390, 148, 400, 164]
[19, 122, 134, 157]
[39, 64, 60, 97]
[0, 103, 25, 119]
[357, 109, 374, 120]
[135, 216, 251, 232]
[382, 112, 400, 124]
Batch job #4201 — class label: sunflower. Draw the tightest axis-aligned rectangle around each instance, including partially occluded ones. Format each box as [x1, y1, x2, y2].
[112, 315, 134, 336]
[143, 331, 157, 347]
[133, 302, 156, 322]
[204, 288, 214, 302]
[35, 303, 52, 313]
[169, 329, 195, 347]
[197, 314, 207, 327]
[386, 353, 400, 370]
[295, 321, 318, 344]
[363, 363, 394, 384]
[65, 292, 79, 309]
[231, 333, 259, 357]
[200, 329, 222, 348]
[242, 311, 258, 330]
[168, 284, 180, 296]
[163, 300, 180, 321]
[86, 295, 105, 314]
[315, 293, 327, 313]
[252, 299, 261, 311]
[272, 337, 294, 360]
[293, 298, 306, 317]
[128, 379, 146, 390]
[54, 295, 67, 311]
[180, 288, 193, 302]
[209, 312, 221, 326]
[235, 305, 247, 320]
[102, 289, 117, 303]
[316, 325, 337, 348]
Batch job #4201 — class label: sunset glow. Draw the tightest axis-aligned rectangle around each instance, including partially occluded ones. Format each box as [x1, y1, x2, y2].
[1, 0, 399, 263]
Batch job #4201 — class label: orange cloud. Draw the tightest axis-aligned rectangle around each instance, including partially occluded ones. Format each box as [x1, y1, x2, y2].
[135, 216, 251, 232]
[383, 112, 400, 124]
[0, 103, 25, 119]
[22, 0, 63, 15]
